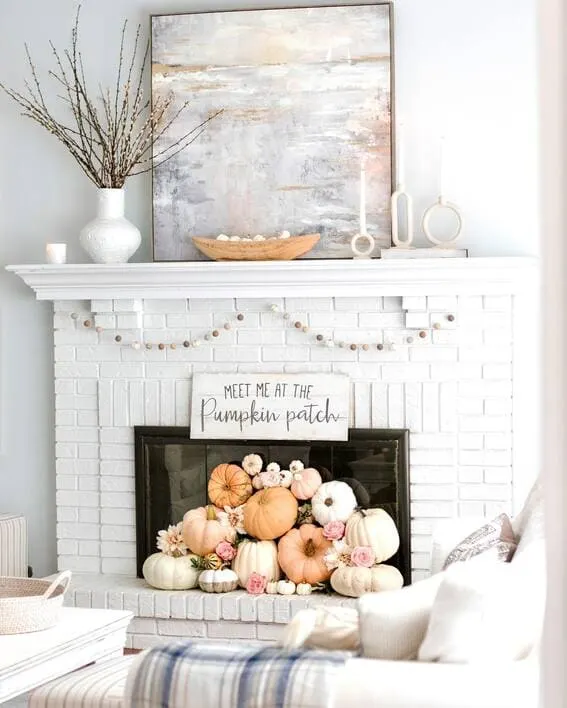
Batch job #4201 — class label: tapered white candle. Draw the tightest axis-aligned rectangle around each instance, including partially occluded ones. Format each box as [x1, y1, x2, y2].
[360, 161, 367, 234]
[397, 122, 405, 187]
[439, 136, 447, 197]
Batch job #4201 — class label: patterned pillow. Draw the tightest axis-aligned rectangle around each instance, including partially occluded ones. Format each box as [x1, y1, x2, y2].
[443, 514, 517, 570]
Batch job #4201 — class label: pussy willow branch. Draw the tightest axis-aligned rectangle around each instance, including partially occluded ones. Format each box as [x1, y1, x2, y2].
[0, 5, 221, 188]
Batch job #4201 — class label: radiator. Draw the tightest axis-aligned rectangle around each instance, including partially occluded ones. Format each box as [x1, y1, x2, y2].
[0, 513, 28, 576]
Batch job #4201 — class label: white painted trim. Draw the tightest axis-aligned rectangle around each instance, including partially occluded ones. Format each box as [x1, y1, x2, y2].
[6, 257, 537, 301]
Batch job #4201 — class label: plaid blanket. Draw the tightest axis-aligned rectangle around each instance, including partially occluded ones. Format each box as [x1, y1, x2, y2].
[124, 641, 351, 708]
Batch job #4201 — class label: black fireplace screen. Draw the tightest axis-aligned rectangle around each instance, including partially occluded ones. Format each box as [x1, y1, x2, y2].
[134, 427, 411, 584]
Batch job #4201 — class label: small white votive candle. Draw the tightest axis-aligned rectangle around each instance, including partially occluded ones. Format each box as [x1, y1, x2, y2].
[46, 243, 67, 264]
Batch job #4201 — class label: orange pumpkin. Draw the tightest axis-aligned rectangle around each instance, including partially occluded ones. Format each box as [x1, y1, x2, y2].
[277, 524, 332, 584]
[208, 463, 253, 508]
[243, 487, 298, 540]
[290, 467, 322, 500]
[182, 505, 228, 555]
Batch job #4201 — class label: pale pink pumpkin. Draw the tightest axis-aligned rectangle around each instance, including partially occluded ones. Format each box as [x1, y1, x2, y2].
[290, 467, 322, 500]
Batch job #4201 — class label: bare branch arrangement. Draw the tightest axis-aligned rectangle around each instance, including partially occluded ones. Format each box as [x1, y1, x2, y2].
[0, 6, 221, 188]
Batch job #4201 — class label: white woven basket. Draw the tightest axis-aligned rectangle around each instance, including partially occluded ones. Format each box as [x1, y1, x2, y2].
[0, 571, 72, 634]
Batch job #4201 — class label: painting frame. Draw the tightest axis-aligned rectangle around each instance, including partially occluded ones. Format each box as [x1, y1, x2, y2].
[150, 2, 396, 262]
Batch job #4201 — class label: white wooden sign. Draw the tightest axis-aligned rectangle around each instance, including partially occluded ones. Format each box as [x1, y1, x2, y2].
[190, 373, 349, 441]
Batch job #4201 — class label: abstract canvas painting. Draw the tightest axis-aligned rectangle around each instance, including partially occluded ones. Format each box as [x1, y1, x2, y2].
[151, 4, 393, 261]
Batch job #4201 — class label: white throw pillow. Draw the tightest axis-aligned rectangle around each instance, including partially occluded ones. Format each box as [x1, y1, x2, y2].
[418, 561, 535, 664]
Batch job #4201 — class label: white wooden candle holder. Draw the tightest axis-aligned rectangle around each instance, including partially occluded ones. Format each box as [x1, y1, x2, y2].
[422, 196, 464, 248]
[350, 232, 375, 259]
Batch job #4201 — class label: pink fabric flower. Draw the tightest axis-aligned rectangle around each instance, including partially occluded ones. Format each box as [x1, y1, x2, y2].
[246, 572, 267, 595]
[322, 520, 346, 541]
[350, 546, 376, 568]
[215, 540, 237, 562]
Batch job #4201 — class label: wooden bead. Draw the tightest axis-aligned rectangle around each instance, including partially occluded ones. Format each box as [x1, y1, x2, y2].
[283, 313, 290, 320]
[70, 313, 79, 320]
[302, 326, 309, 333]
[377, 343, 384, 351]
[237, 313, 244, 321]
[406, 336, 414, 344]
[205, 334, 211, 341]
[145, 343, 152, 350]
[212, 330, 220, 337]
[447, 314, 455, 322]
[224, 323, 231, 330]
[433, 322, 441, 330]
[158, 343, 165, 350]
[115, 335, 122, 343]
[362, 344, 369, 351]
[95, 326, 103, 333]
[350, 343, 357, 351]
[419, 331, 427, 339]
[83, 320, 92, 328]
[316, 334, 324, 342]
[170, 343, 176, 350]
[294, 321, 302, 329]
[183, 341, 191, 348]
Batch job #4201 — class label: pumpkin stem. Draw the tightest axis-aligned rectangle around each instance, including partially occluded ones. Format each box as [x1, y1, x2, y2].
[206, 505, 217, 521]
[324, 497, 333, 507]
[304, 539, 316, 557]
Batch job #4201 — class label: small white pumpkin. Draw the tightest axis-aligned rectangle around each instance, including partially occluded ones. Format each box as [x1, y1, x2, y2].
[296, 583, 313, 596]
[330, 564, 403, 598]
[266, 581, 279, 594]
[232, 539, 281, 588]
[142, 552, 200, 591]
[345, 508, 400, 563]
[199, 568, 239, 593]
[311, 481, 358, 525]
[277, 580, 296, 595]
[279, 470, 293, 488]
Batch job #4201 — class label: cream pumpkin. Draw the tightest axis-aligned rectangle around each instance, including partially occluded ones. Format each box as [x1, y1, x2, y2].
[345, 508, 400, 563]
[198, 568, 239, 593]
[277, 524, 332, 585]
[277, 580, 296, 595]
[290, 467, 322, 500]
[311, 481, 358, 525]
[330, 564, 403, 597]
[182, 505, 229, 555]
[142, 552, 200, 591]
[208, 463, 253, 508]
[243, 487, 298, 540]
[232, 539, 281, 587]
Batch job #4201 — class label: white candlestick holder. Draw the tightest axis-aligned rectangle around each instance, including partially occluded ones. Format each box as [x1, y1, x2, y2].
[421, 196, 464, 248]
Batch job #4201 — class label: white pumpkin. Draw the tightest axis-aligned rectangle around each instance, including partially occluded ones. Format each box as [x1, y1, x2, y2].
[199, 568, 239, 593]
[277, 580, 296, 595]
[296, 583, 313, 596]
[330, 564, 403, 598]
[266, 581, 279, 594]
[142, 552, 200, 591]
[279, 470, 293, 488]
[311, 481, 358, 525]
[345, 508, 400, 563]
[232, 539, 281, 588]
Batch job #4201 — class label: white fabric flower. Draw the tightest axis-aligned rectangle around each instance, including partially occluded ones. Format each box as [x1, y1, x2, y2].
[156, 523, 188, 557]
[216, 505, 245, 536]
[242, 453, 263, 476]
[289, 460, 305, 474]
[266, 462, 281, 474]
[323, 540, 353, 571]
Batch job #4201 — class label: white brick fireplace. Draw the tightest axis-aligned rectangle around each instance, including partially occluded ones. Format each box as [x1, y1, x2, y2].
[7, 257, 538, 648]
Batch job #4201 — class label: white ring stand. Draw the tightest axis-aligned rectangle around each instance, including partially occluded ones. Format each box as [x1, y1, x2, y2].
[391, 187, 414, 248]
[422, 197, 464, 248]
[350, 232, 375, 259]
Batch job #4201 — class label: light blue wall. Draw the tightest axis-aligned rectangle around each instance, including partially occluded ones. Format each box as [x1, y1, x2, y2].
[0, 0, 538, 576]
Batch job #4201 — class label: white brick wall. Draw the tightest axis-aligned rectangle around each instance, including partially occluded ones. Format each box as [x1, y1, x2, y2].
[53, 294, 520, 579]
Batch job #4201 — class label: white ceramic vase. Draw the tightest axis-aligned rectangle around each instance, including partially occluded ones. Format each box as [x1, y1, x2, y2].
[79, 188, 141, 264]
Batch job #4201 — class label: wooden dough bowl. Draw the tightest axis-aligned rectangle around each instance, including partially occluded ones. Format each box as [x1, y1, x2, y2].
[192, 234, 320, 261]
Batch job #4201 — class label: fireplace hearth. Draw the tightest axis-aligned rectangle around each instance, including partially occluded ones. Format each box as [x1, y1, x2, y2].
[134, 426, 410, 584]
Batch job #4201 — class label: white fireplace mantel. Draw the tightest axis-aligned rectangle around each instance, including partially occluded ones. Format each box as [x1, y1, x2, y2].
[6, 257, 537, 301]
